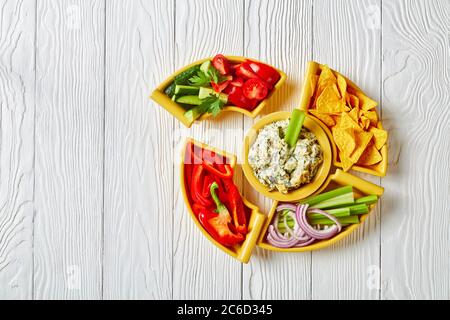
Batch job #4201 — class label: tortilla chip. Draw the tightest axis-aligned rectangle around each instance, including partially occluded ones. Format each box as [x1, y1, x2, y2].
[346, 94, 360, 109]
[316, 85, 347, 114]
[310, 109, 335, 127]
[339, 111, 362, 131]
[336, 74, 347, 99]
[316, 65, 337, 98]
[362, 110, 378, 126]
[349, 131, 374, 163]
[356, 92, 378, 111]
[340, 155, 354, 172]
[333, 127, 356, 157]
[357, 143, 382, 166]
[369, 126, 388, 150]
[359, 116, 371, 130]
[348, 107, 360, 122]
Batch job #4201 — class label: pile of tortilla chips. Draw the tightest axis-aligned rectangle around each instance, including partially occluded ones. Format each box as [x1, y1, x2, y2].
[309, 65, 388, 171]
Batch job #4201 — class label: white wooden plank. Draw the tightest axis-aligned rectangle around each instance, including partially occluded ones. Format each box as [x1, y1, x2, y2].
[311, 0, 382, 300]
[172, 0, 244, 299]
[0, 0, 35, 300]
[242, 0, 313, 300]
[103, 0, 173, 299]
[34, 0, 104, 299]
[381, 0, 450, 300]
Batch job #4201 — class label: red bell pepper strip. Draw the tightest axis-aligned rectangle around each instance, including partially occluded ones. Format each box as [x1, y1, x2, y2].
[221, 177, 247, 235]
[198, 182, 244, 247]
[211, 80, 231, 93]
[191, 165, 213, 207]
[202, 162, 233, 179]
[246, 60, 281, 89]
[201, 174, 215, 198]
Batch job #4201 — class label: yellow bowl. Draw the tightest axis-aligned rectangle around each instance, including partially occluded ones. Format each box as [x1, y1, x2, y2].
[257, 169, 384, 252]
[151, 56, 287, 128]
[242, 111, 333, 202]
[299, 61, 388, 177]
[180, 138, 266, 263]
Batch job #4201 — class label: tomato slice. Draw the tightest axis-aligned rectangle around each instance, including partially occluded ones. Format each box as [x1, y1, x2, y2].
[242, 78, 268, 100]
[246, 60, 281, 88]
[227, 86, 259, 110]
[212, 54, 232, 75]
[230, 77, 244, 87]
[235, 62, 262, 81]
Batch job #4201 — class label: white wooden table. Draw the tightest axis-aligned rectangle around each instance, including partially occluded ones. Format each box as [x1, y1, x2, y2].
[0, 0, 449, 300]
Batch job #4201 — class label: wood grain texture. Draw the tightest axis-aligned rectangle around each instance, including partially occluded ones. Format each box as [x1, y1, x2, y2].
[311, 0, 382, 300]
[34, 0, 104, 299]
[172, 0, 244, 300]
[0, 0, 34, 299]
[103, 0, 173, 300]
[242, 0, 313, 300]
[381, 0, 450, 300]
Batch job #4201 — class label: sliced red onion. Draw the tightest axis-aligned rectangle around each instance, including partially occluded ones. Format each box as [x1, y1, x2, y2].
[276, 203, 297, 212]
[294, 237, 316, 247]
[296, 205, 342, 240]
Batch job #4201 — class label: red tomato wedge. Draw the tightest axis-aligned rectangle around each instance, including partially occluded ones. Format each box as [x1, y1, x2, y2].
[230, 77, 244, 87]
[212, 54, 232, 75]
[235, 62, 262, 81]
[242, 78, 268, 100]
[227, 86, 259, 110]
[246, 60, 281, 88]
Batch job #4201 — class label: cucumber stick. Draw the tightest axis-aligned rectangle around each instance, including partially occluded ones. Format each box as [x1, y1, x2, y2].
[175, 85, 199, 96]
[176, 95, 202, 105]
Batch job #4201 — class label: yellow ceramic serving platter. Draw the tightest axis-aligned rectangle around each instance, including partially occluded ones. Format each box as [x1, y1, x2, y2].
[174, 59, 388, 262]
[242, 111, 332, 202]
[298, 61, 388, 177]
[180, 138, 266, 263]
[151, 56, 287, 128]
[257, 169, 384, 252]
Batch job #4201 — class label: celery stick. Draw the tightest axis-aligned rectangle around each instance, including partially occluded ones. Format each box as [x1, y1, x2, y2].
[310, 215, 360, 226]
[311, 193, 355, 209]
[355, 195, 378, 206]
[348, 204, 369, 215]
[308, 207, 351, 220]
[301, 186, 353, 206]
[285, 109, 306, 148]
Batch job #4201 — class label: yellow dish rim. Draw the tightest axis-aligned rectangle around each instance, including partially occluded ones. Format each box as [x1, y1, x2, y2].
[151, 56, 287, 128]
[242, 111, 333, 202]
[180, 138, 266, 263]
[299, 61, 388, 177]
[257, 169, 385, 252]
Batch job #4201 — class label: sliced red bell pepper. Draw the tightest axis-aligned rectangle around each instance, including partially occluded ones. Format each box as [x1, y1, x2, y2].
[211, 79, 231, 93]
[246, 60, 281, 88]
[191, 164, 213, 207]
[202, 162, 233, 179]
[227, 85, 259, 110]
[212, 54, 232, 75]
[201, 174, 215, 198]
[198, 182, 244, 247]
[221, 177, 247, 235]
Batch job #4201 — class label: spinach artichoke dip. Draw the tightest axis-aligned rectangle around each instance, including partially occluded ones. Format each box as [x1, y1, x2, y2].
[248, 119, 323, 194]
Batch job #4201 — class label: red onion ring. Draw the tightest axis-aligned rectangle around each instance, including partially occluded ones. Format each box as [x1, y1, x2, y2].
[296, 205, 342, 240]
